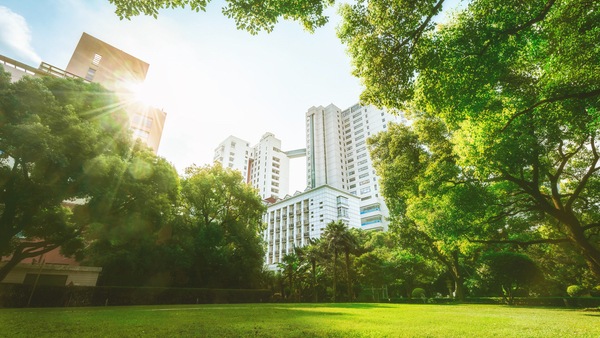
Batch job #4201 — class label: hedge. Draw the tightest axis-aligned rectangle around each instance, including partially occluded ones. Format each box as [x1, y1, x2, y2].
[0, 283, 272, 308]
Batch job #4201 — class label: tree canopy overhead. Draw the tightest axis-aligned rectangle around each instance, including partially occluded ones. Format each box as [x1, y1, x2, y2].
[108, 0, 335, 34]
[350, 0, 600, 279]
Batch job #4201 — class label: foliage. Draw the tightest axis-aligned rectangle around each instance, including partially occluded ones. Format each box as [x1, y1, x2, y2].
[591, 285, 600, 298]
[477, 251, 543, 304]
[108, 0, 335, 34]
[177, 163, 266, 289]
[411, 287, 426, 299]
[368, 118, 487, 299]
[567, 285, 586, 297]
[322, 220, 358, 301]
[80, 143, 181, 286]
[340, 0, 600, 280]
[0, 69, 132, 281]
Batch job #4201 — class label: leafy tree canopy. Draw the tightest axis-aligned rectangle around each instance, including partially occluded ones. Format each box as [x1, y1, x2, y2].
[349, 0, 600, 280]
[0, 68, 133, 281]
[108, 0, 335, 34]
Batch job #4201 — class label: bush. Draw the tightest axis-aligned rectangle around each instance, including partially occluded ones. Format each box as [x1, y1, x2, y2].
[411, 288, 426, 299]
[590, 285, 600, 298]
[567, 285, 586, 297]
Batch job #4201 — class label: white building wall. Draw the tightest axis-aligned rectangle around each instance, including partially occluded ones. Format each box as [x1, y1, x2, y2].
[341, 104, 405, 231]
[249, 132, 290, 200]
[213, 136, 252, 179]
[306, 104, 346, 191]
[263, 185, 360, 269]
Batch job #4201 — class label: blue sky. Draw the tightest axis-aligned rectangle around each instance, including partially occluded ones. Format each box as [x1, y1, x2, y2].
[0, 0, 462, 191]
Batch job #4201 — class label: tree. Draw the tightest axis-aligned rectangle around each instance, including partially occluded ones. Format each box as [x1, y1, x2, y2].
[108, 0, 335, 34]
[322, 220, 357, 301]
[178, 163, 266, 288]
[296, 238, 324, 302]
[78, 143, 181, 286]
[368, 119, 489, 299]
[478, 251, 543, 304]
[0, 70, 132, 281]
[341, 0, 600, 280]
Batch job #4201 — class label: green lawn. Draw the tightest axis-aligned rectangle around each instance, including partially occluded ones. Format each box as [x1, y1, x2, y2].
[1, 303, 598, 337]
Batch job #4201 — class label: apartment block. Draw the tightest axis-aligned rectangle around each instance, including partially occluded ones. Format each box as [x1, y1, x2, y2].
[263, 185, 360, 269]
[306, 103, 405, 231]
[214, 132, 290, 200]
[66, 33, 166, 153]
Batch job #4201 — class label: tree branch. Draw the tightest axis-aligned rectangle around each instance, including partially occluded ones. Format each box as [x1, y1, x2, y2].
[566, 135, 600, 209]
[501, 88, 600, 132]
[478, 0, 557, 57]
[582, 223, 600, 231]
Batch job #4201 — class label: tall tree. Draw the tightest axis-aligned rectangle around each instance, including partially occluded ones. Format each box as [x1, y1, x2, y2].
[341, 0, 600, 280]
[297, 238, 324, 302]
[369, 118, 492, 299]
[0, 70, 132, 281]
[78, 143, 181, 286]
[322, 220, 356, 301]
[178, 163, 266, 288]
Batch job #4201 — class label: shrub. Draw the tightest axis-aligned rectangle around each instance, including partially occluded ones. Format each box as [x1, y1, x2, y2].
[411, 288, 426, 299]
[567, 285, 586, 297]
[590, 285, 600, 298]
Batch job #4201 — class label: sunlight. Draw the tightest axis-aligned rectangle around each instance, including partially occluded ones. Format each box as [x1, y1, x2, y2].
[126, 81, 154, 106]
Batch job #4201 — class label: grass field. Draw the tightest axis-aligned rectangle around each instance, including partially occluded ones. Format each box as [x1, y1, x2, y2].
[1, 303, 599, 337]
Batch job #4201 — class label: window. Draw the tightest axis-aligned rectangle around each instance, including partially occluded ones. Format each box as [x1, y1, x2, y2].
[132, 128, 150, 141]
[337, 196, 349, 206]
[92, 54, 102, 66]
[85, 67, 96, 81]
[132, 115, 152, 129]
[360, 187, 372, 194]
[357, 153, 367, 159]
[360, 179, 369, 186]
[358, 159, 368, 166]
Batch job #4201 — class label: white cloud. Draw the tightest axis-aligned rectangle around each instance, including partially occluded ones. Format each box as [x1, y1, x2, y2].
[0, 6, 41, 64]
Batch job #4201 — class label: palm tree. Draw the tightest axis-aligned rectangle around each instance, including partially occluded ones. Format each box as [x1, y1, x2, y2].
[298, 238, 323, 302]
[323, 220, 355, 302]
[278, 252, 301, 301]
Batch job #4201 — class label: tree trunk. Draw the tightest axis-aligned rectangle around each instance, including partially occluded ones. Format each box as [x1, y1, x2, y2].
[565, 220, 600, 280]
[312, 260, 318, 302]
[345, 249, 352, 301]
[450, 250, 465, 301]
[332, 248, 337, 302]
[0, 255, 22, 282]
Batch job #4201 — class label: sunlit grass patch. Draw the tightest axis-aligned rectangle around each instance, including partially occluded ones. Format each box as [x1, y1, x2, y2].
[1, 303, 599, 337]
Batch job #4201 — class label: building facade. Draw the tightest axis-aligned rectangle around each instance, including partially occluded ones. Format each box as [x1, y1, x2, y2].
[214, 135, 252, 180]
[306, 103, 405, 231]
[263, 185, 360, 269]
[65, 33, 166, 153]
[1, 33, 166, 154]
[214, 133, 291, 200]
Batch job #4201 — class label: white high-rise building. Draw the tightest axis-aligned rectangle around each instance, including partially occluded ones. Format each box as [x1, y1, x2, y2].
[248, 133, 290, 200]
[213, 135, 252, 180]
[306, 104, 347, 190]
[214, 133, 290, 200]
[306, 103, 405, 231]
